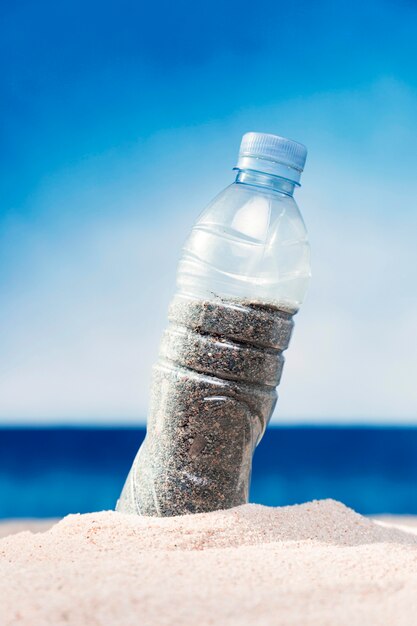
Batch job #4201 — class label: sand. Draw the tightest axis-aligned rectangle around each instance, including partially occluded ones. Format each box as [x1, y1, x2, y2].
[0, 519, 56, 539]
[1, 500, 417, 625]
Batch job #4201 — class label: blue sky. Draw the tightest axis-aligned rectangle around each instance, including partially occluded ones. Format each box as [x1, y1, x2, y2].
[1, 0, 417, 423]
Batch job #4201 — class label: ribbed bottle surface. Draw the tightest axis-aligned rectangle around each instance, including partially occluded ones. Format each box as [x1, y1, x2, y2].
[116, 294, 295, 516]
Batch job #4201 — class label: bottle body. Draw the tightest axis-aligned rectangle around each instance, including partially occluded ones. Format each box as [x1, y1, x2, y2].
[117, 170, 310, 516]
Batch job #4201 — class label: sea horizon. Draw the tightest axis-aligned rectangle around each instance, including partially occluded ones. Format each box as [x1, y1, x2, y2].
[2, 424, 417, 519]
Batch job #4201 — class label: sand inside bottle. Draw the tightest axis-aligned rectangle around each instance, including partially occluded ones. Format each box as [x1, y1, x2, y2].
[117, 295, 296, 516]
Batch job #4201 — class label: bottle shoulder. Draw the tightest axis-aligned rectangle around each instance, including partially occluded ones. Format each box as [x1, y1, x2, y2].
[177, 181, 310, 307]
[196, 181, 307, 243]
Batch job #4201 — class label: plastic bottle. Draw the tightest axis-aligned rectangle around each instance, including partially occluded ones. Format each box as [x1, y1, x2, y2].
[117, 132, 311, 516]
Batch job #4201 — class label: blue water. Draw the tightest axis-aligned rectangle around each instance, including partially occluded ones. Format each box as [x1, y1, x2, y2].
[1, 426, 417, 518]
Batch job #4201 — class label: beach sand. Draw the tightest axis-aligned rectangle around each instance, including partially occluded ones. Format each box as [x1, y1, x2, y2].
[0, 518, 56, 538]
[1, 500, 417, 625]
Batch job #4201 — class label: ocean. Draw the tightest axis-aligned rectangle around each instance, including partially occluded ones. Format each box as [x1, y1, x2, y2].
[1, 426, 417, 518]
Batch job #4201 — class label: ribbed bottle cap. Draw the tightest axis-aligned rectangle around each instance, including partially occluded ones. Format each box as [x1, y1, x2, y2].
[235, 132, 307, 184]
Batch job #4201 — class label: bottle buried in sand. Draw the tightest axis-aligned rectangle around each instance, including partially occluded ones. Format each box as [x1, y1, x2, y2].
[117, 132, 311, 517]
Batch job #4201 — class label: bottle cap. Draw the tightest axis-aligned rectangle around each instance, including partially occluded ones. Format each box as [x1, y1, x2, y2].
[235, 132, 307, 184]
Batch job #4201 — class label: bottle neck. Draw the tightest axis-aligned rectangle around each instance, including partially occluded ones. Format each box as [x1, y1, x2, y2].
[235, 169, 296, 196]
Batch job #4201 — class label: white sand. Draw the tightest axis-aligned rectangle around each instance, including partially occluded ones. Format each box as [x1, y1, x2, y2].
[0, 519, 56, 539]
[1, 500, 417, 625]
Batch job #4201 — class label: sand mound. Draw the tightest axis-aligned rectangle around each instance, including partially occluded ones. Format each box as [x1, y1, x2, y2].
[1, 499, 417, 625]
[34, 499, 417, 550]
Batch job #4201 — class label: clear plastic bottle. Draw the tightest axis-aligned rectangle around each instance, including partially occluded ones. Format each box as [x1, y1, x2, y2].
[117, 132, 311, 516]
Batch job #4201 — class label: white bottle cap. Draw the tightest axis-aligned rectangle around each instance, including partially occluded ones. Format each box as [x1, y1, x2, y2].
[235, 132, 307, 184]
